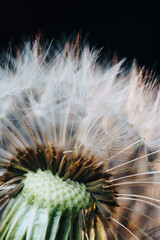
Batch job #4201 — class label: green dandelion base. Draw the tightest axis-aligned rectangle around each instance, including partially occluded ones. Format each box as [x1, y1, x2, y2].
[0, 170, 92, 240]
[0, 170, 110, 240]
[0, 195, 107, 240]
[0, 194, 84, 240]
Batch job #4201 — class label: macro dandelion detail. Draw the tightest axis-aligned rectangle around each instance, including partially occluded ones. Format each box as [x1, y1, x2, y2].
[0, 38, 160, 240]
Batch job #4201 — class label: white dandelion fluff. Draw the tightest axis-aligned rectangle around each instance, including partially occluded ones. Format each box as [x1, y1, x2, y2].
[0, 38, 160, 240]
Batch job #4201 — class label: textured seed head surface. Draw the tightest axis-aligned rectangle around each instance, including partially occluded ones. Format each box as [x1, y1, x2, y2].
[22, 169, 91, 211]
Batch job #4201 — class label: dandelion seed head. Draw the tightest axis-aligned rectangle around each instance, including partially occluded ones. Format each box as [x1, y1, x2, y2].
[0, 38, 160, 239]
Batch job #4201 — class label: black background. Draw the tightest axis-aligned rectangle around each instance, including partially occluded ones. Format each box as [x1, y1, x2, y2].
[0, 0, 160, 73]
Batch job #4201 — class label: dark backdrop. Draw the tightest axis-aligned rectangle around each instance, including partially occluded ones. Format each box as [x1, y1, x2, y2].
[0, 0, 160, 72]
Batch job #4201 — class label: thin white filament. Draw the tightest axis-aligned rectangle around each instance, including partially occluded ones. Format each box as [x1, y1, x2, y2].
[117, 197, 160, 209]
[105, 149, 160, 174]
[111, 217, 139, 240]
[109, 170, 160, 183]
[106, 139, 143, 161]
[117, 193, 160, 204]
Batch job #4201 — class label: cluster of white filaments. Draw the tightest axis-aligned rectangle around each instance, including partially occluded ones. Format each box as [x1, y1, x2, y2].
[0, 39, 160, 240]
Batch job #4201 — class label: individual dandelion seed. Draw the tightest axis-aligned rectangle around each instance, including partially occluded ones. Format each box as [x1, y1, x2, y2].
[0, 38, 160, 240]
